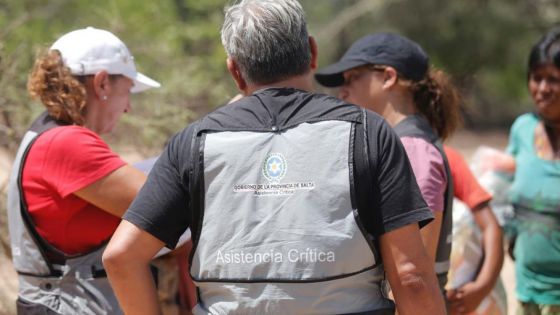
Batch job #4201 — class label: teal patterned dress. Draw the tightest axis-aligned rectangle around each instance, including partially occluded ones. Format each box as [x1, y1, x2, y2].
[507, 113, 560, 305]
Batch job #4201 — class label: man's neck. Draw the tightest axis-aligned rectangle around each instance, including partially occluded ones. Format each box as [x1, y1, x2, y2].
[244, 72, 314, 96]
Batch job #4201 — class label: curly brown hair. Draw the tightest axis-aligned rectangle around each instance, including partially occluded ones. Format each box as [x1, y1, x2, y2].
[409, 67, 462, 141]
[27, 50, 87, 125]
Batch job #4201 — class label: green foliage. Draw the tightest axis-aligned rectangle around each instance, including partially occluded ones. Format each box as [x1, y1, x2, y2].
[0, 0, 559, 152]
[308, 0, 558, 127]
[0, 0, 236, 152]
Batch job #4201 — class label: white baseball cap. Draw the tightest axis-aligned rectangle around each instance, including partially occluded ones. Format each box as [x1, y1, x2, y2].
[50, 27, 161, 93]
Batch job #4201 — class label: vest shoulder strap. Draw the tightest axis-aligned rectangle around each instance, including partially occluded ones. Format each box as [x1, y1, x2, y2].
[188, 124, 204, 264]
[17, 112, 90, 276]
[352, 109, 381, 261]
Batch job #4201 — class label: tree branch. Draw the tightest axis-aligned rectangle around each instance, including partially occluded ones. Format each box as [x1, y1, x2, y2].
[315, 0, 397, 42]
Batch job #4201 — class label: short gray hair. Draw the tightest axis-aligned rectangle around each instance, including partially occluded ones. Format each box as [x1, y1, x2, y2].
[221, 0, 311, 85]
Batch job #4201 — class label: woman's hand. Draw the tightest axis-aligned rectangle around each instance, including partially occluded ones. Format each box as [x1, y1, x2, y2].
[446, 281, 488, 314]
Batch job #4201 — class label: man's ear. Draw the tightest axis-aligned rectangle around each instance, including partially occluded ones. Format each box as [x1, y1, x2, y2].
[226, 58, 247, 93]
[92, 70, 111, 102]
[309, 36, 318, 70]
[381, 67, 399, 90]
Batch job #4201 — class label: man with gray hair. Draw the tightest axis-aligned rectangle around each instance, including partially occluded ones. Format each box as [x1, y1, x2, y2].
[103, 0, 446, 314]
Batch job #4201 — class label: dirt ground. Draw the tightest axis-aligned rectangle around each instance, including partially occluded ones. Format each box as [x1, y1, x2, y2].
[0, 129, 517, 315]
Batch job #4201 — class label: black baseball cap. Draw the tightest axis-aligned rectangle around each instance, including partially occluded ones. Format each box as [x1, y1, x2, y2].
[315, 33, 429, 87]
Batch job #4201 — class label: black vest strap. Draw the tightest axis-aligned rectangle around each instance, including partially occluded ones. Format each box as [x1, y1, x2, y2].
[352, 109, 381, 262]
[187, 124, 204, 265]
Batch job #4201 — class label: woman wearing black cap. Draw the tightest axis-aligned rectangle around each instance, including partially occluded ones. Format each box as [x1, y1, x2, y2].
[315, 32, 501, 314]
[503, 27, 560, 315]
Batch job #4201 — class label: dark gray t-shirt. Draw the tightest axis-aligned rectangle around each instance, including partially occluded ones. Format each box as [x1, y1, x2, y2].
[124, 88, 432, 249]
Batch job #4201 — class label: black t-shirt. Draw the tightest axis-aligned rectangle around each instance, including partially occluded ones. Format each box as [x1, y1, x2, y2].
[124, 88, 432, 249]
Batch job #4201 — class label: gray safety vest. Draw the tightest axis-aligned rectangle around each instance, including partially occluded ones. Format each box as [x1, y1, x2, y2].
[187, 92, 395, 315]
[394, 114, 453, 290]
[7, 112, 122, 315]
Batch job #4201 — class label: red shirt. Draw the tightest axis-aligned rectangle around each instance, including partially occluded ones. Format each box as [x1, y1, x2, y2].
[444, 146, 492, 210]
[22, 126, 126, 254]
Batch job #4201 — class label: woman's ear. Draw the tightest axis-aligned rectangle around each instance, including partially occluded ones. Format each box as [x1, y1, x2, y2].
[381, 67, 399, 90]
[92, 71, 111, 102]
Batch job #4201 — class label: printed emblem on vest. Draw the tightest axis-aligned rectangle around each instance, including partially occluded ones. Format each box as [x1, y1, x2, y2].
[262, 153, 287, 182]
[232, 152, 315, 196]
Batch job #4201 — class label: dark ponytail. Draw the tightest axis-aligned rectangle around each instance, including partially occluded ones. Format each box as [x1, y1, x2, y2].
[409, 67, 462, 141]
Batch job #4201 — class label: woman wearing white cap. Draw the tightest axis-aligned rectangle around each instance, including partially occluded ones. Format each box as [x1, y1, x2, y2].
[6, 27, 160, 314]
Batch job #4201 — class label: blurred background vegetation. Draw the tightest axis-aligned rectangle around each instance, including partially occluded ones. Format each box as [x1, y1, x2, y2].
[0, 0, 559, 312]
[1, 0, 559, 153]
